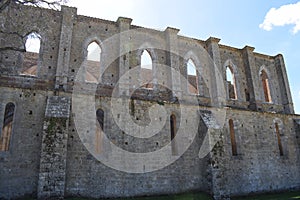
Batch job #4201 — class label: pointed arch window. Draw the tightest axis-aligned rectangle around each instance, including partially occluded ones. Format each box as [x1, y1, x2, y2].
[95, 108, 104, 153]
[85, 41, 101, 83]
[140, 50, 153, 89]
[21, 32, 41, 76]
[226, 66, 237, 99]
[275, 122, 283, 156]
[187, 59, 199, 94]
[260, 70, 272, 103]
[229, 119, 237, 156]
[170, 114, 178, 155]
[0, 103, 15, 151]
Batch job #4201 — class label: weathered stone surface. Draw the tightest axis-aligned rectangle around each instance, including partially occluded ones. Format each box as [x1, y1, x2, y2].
[45, 96, 71, 118]
[0, 3, 299, 200]
[38, 117, 69, 199]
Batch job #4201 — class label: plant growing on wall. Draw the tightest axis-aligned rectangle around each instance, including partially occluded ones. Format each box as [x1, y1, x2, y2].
[0, 0, 67, 11]
[0, 0, 68, 52]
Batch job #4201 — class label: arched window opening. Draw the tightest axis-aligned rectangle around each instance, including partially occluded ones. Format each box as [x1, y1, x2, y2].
[170, 114, 178, 155]
[226, 66, 237, 99]
[95, 109, 104, 153]
[260, 70, 272, 103]
[187, 59, 199, 94]
[21, 32, 41, 76]
[0, 103, 15, 151]
[85, 42, 101, 82]
[229, 119, 237, 156]
[275, 122, 283, 156]
[140, 50, 153, 89]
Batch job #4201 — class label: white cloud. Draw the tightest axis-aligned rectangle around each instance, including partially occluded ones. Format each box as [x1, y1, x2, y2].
[259, 2, 300, 34]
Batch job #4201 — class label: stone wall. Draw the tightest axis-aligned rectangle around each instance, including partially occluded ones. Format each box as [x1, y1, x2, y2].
[0, 87, 47, 199]
[0, 3, 299, 200]
[65, 99, 211, 198]
[212, 110, 300, 198]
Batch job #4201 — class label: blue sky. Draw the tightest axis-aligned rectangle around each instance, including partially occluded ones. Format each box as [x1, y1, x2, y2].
[67, 0, 300, 114]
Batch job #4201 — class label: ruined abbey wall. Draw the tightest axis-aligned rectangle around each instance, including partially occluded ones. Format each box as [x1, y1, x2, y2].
[0, 3, 299, 200]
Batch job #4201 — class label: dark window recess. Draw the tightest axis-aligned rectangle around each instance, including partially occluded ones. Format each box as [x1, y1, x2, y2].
[275, 122, 283, 156]
[0, 103, 15, 151]
[229, 119, 237, 156]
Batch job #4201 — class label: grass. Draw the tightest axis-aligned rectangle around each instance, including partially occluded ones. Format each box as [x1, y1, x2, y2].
[232, 191, 300, 200]
[67, 191, 300, 200]
[67, 192, 213, 200]
[21, 191, 300, 200]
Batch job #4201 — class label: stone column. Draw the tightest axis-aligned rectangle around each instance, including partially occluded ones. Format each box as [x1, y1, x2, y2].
[198, 110, 229, 200]
[55, 6, 77, 91]
[242, 46, 258, 111]
[165, 27, 182, 99]
[205, 37, 225, 107]
[274, 54, 294, 114]
[37, 96, 71, 199]
[117, 17, 132, 96]
[204, 38, 232, 199]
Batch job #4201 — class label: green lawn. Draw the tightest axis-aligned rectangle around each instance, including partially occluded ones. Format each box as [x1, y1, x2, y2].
[21, 191, 300, 200]
[232, 191, 300, 200]
[67, 191, 300, 200]
[67, 192, 212, 200]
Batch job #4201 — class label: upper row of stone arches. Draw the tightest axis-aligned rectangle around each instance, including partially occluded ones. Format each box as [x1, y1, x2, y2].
[20, 31, 278, 104]
[225, 59, 273, 103]
[1, 3, 293, 114]
[16, 19, 285, 108]
[81, 38, 211, 96]
[81, 37, 276, 104]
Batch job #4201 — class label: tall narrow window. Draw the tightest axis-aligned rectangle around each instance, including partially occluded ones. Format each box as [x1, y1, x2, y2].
[0, 103, 15, 151]
[95, 109, 104, 153]
[170, 114, 177, 155]
[275, 122, 283, 156]
[85, 42, 101, 82]
[226, 66, 237, 99]
[229, 119, 237, 156]
[140, 50, 153, 89]
[260, 70, 272, 102]
[21, 32, 41, 76]
[187, 59, 199, 94]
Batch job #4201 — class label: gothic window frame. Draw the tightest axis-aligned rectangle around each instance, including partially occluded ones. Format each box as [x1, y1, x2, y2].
[184, 51, 203, 96]
[83, 37, 103, 83]
[95, 108, 105, 153]
[224, 59, 239, 100]
[0, 102, 16, 152]
[259, 66, 272, 103]
[140, 49, 154, 89]
[21, 31, 42, 77]
[228, 119, 237, 156]
[170, 113, 178, 156]
[273, 118, 284, 156]
[137, 43, 157, 90]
